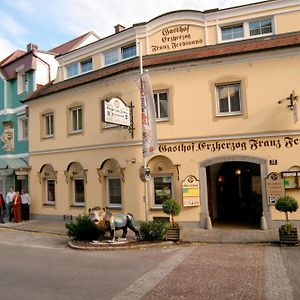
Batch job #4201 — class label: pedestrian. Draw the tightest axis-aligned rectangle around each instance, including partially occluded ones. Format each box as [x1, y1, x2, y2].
[6, 186, 15, 222]
[0, 189, 6, 223]
[21, 189, 30, 221]
[12, 191, 22, 223]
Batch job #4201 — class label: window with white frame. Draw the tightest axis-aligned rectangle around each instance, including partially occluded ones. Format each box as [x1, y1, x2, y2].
[104, 49, 119, 65]
[249, 18, 272, 36]
[220, 17, 274, 42]
[216, 83, 242, 115]
[122, 44, 136, 60]
[154, 91, 169, 121]
[46, 179, 55, 203]
[66, 63, 78, 78]
[70, 106, 83, 133]
[66, 58, 93, 78]
[153, 175, 173, 206]
[73, 178, 85, 205]
[17, 72, 29, 94]
[80, 58, 92, 73]
[103, 43, 137, 66]
[44, 113, 54, 137]
[107, 177, 122, 207]
[18, 116, 28, 140]
[221, 24, 244, 41]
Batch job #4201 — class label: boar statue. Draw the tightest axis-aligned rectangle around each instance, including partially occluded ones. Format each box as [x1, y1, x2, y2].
[88, 206, 141, 242]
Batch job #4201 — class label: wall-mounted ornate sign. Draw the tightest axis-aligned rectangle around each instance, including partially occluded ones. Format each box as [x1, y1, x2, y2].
[182, 175, 200, 207]
[265, 172, 285, 205]
[103, 97, 130, 126]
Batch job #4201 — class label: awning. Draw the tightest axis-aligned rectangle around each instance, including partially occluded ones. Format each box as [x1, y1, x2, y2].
[0, 158, 29, 170]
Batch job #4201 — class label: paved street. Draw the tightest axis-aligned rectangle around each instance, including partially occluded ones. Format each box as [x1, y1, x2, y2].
[0, 227, 299, 300]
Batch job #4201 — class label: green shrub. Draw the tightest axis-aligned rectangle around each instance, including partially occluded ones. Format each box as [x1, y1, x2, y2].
[139, 221, 167, 241]
[65, 214, 101, 241]
[275, 195, 298, 223]
[162, 199, 181, 225]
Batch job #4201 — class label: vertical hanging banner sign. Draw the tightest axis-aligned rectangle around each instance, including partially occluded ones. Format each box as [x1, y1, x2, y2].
[140, 73, 158, 157]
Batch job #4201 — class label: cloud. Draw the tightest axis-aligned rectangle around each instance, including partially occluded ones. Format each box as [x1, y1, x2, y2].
[0, 36, 19, 60]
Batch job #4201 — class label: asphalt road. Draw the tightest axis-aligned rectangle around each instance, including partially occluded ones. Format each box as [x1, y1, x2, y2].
[0, 228, 299, 300]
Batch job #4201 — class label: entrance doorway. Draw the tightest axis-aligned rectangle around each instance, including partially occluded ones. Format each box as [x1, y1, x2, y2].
[207, 161, 263, 228]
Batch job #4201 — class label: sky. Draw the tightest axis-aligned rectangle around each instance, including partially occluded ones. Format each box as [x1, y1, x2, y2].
[0, 0, 267, 60]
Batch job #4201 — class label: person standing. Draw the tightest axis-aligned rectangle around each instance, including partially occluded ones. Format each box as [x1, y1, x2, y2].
[6, 186, 15, 222]
[21, 189, 30, 221]
[12, 191, 22, 223]
[0, 189, 6, 223]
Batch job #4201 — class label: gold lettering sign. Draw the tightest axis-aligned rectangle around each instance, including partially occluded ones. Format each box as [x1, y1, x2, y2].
[149, 24, 204, 54]
[159, 136, 300, 154]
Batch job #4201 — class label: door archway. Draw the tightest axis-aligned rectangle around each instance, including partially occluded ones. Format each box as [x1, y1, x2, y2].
[199, 155, 271, 229]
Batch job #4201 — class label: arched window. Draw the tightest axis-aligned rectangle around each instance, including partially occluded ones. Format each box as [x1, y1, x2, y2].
[38, 164, 57, 205]
[64, 162, 87, 207]
[147, 155, 179, 208]
[97, 159, 124, 209]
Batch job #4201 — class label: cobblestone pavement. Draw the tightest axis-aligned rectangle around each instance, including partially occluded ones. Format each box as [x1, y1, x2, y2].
[113, 244, 298, 300]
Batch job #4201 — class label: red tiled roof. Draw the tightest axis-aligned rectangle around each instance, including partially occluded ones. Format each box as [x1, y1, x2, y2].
[25, 31, 300, 102]
[0, 50, 26, 67]
[1, 51, 36, 80]
[49, 31, 99, 55]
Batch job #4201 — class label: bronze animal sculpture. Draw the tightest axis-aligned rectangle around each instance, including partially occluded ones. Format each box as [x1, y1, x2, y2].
[88, 206, 141, 242]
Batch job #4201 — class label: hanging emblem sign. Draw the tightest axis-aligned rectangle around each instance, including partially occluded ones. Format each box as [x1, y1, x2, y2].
[182, 175, 200, 207]
[104, 97, 130, 126]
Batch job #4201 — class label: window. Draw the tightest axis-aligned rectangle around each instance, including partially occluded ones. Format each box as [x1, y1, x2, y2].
[66, 63, 78, 78]
[80, 58, 92, 73]
[107, 177, 121, 207]
[154, 91, 169, 120]
[221, 24, 244, 41]
[103, 43, 137, 66]
[216, 83, 242, 115]
[46, 179, 55, 203]
[17, 72, 28, 94]
[45, 113, 54, 137]
[73, 178, 85, 205]
[220, 17, 273, 42]
[153, 175, 173, 206]
[249, 18, 272, 36]
[70, 106, 83, 133]
[18, 116, 28, 140]
[122, 44, 136, 60]
[104, 49, 118, 65]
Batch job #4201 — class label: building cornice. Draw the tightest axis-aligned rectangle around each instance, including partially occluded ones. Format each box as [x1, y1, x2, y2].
[24, 31, 300, 103]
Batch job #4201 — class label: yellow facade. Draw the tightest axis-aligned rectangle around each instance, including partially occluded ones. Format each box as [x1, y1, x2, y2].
[26, 0, 300, 228]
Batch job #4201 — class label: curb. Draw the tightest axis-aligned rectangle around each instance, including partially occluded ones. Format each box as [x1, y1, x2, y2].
[68, 240, 176, 250]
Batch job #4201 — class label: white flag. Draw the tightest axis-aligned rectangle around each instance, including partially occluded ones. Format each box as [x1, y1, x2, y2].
[140, 73, 157, 157]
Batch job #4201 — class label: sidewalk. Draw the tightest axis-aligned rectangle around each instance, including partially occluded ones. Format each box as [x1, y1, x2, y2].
[0, 219, 283, 244]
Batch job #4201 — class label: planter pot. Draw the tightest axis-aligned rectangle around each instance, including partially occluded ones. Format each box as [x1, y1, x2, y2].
[279, 225, 298, 245]
[165, 227, 181, 241]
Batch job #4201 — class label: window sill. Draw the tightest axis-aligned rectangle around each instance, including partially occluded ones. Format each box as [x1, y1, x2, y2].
[70, 204, 85, 208]
[150, 207, 163, 211]
[43, 203, 55, 207]
[106, 206, 122, 211]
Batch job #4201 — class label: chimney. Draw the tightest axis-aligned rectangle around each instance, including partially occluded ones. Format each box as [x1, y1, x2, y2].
[27, 43, 38, 52]
[114, 24, 125, 33]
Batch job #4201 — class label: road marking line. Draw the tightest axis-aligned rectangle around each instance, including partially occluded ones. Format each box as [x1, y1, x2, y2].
[111, 246, 195, 300]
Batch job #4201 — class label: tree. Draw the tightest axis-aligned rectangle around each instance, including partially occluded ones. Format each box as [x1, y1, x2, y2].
[275, 195, 298, 223]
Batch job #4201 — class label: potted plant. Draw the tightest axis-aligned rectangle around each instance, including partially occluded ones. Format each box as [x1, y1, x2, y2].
[162, 198, 182, 241]
[275, 195, 298, 245]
